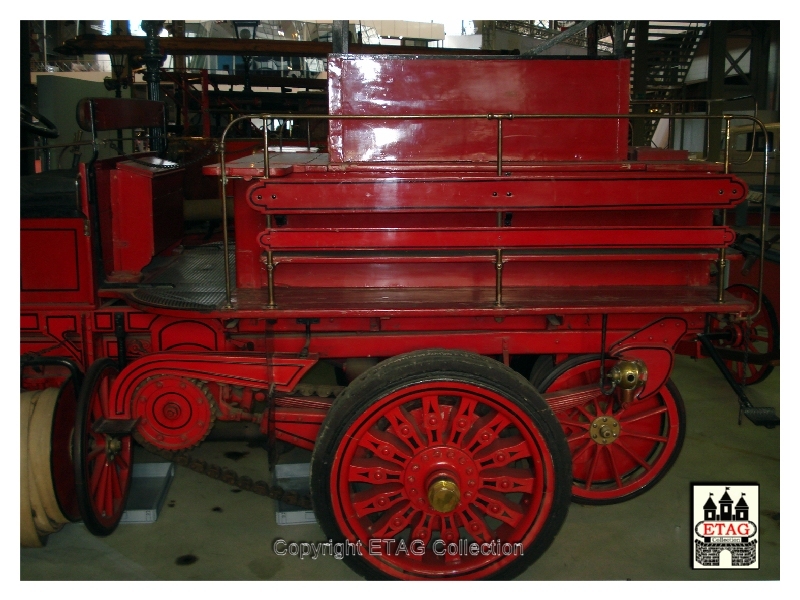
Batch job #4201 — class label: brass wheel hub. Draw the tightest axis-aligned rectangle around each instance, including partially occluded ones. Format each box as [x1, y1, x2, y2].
[590, 416, 620, 445]
[105, 435, 122, 459]
[427, 478, 461, 513]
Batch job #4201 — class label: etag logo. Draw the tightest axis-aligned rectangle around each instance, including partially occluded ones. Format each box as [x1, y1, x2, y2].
[692, 484, 759, 569]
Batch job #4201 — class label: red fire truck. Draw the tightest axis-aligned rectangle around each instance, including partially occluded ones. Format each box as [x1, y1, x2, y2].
[20, 55, 777, 580]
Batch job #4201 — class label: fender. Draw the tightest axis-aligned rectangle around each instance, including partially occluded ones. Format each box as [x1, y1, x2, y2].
[107, 352, 318, 418]
[610, 316, 688, 399]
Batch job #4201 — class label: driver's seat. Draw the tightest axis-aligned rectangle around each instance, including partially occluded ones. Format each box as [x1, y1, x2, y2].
[20, 104, 80, 219]
[20, 168, 81, 218]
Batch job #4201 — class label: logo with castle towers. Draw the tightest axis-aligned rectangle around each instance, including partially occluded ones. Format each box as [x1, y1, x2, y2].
[692, 484, 759, 569]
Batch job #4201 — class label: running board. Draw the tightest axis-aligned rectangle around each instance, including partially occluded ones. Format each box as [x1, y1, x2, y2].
[697, 333, 779, 429]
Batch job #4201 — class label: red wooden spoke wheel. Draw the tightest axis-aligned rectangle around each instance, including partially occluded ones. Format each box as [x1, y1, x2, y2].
[712, 284, 779, 386]
[311, 350, 571, 580]
[73, 359, 133, 536]
[538, 355, 685, 505]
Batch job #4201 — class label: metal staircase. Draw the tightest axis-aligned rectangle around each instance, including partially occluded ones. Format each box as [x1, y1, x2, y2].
[626, 21, 708, 144]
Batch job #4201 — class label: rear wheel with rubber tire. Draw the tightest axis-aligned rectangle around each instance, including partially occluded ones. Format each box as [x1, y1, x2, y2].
[311, 349, 572, 580]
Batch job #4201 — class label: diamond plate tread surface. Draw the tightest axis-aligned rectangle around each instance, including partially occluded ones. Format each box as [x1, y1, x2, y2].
[130, 244, 234, 311]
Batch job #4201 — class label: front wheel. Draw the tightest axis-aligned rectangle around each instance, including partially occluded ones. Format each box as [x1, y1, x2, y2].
[538, 355, 686, 505]
[712, 284, 779, 385]
[74, 359, 132, 536]
[310, 349, 572, 580]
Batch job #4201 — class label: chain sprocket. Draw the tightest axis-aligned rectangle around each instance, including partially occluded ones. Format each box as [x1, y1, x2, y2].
[135, 382, 346, 510]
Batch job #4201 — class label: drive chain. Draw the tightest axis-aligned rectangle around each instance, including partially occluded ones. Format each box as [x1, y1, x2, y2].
[135, 383, 346, 510]
[137, 439, 313, 509]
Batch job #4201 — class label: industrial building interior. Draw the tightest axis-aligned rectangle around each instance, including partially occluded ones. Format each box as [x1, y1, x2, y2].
[19, 19, 780, 584]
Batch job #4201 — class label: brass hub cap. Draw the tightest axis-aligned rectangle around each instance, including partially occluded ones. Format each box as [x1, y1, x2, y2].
[427, 478, 461, 513]
[105, 435, 122, 459]
[590, 416, 620, 445]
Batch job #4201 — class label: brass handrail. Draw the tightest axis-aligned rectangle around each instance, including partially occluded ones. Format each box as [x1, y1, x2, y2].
[217, 111, 769, 317]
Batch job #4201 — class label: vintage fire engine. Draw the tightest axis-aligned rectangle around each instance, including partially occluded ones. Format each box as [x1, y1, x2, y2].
[20, 55, 778, 580]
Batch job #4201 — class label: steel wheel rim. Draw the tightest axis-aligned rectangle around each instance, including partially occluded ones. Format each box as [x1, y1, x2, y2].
[544, 359, 681, 502]
[329, 380, 557, 579]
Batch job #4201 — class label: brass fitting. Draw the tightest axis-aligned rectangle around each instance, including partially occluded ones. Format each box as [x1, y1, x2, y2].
[608, 359, 647, 403]
[427, 478, 461, 514]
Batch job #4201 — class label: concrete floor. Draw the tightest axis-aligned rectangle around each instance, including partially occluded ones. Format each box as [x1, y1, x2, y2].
[20, 355, 779, 582]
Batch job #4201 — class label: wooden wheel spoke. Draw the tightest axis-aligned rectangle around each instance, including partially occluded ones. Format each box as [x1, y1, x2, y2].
[619, 405, 667, 425]
[348, 457, 405, 485]
[115, 448, 130, 472]
[368, 503, 416, 539]
[474, 490, 524, 527]
[360, 429, 413, 465]
[457, 506, 494, 543]
[557, 416, 592, 431]
[463, 411, 511, 454]
[420, 394, 447, 445]
[480, 467, 535, 494]
[351, 485, 407, 518]
[575, 403, 598, 422]
[573, 438, 595, 461]
[94, 464, 109, 515]
[105, 466, 120, 516]
[409, 513, 434, 559]
[447, 398, 480, 447]
[583, 445, 601, 490]
[474, 435, 530, 468]
[613, 438, 654, 471]
[605, 445, 623, 488]
[89, 455, 105, 496]
[745, 340, 764, 355]
[385, 406, 428, 453]
[437, 514, 463, 565]
[620, 430, 668, 444]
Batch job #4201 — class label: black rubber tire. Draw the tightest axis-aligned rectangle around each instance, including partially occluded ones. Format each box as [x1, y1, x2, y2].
[74, 358, 131, 536]
[528, 354, 556, 388]
[310, 348, 572, 580]
[538, 354, 686, 505]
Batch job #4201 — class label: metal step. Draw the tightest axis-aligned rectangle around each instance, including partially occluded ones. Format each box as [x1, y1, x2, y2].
[741, 406, 780, 429]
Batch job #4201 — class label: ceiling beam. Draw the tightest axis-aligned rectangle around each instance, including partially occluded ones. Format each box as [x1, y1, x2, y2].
[56, 34, 512, 58]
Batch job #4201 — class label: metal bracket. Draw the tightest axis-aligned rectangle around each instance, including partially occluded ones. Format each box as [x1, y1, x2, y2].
[697, 333, 779, 428]
[297, 318, 320, 358]
[91, 418, 139, 435]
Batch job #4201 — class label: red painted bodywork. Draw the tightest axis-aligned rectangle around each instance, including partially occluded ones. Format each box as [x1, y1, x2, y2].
[327, 56, 630, 163]
[107, 159, 184, 280]
[23, 56, 757, 464]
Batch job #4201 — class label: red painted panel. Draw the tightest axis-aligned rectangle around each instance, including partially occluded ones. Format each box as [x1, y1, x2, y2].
[247, 174, 746, 213]
[328, 56, 630, 163]
[20, 219, 94, 305]
[94, 313, 113, 330]
[21, 229, 79, 291]
[109, 162, 184, 278]
[259, 226, 735, 251]
[127, 312, 158, 330]
[20, 314, 39, 330]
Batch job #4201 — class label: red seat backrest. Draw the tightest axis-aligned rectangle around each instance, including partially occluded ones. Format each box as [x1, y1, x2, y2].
[76, 97, 165, 133]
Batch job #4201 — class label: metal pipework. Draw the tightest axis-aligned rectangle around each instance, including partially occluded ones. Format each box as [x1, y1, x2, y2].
[717, 117, 728, 305]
